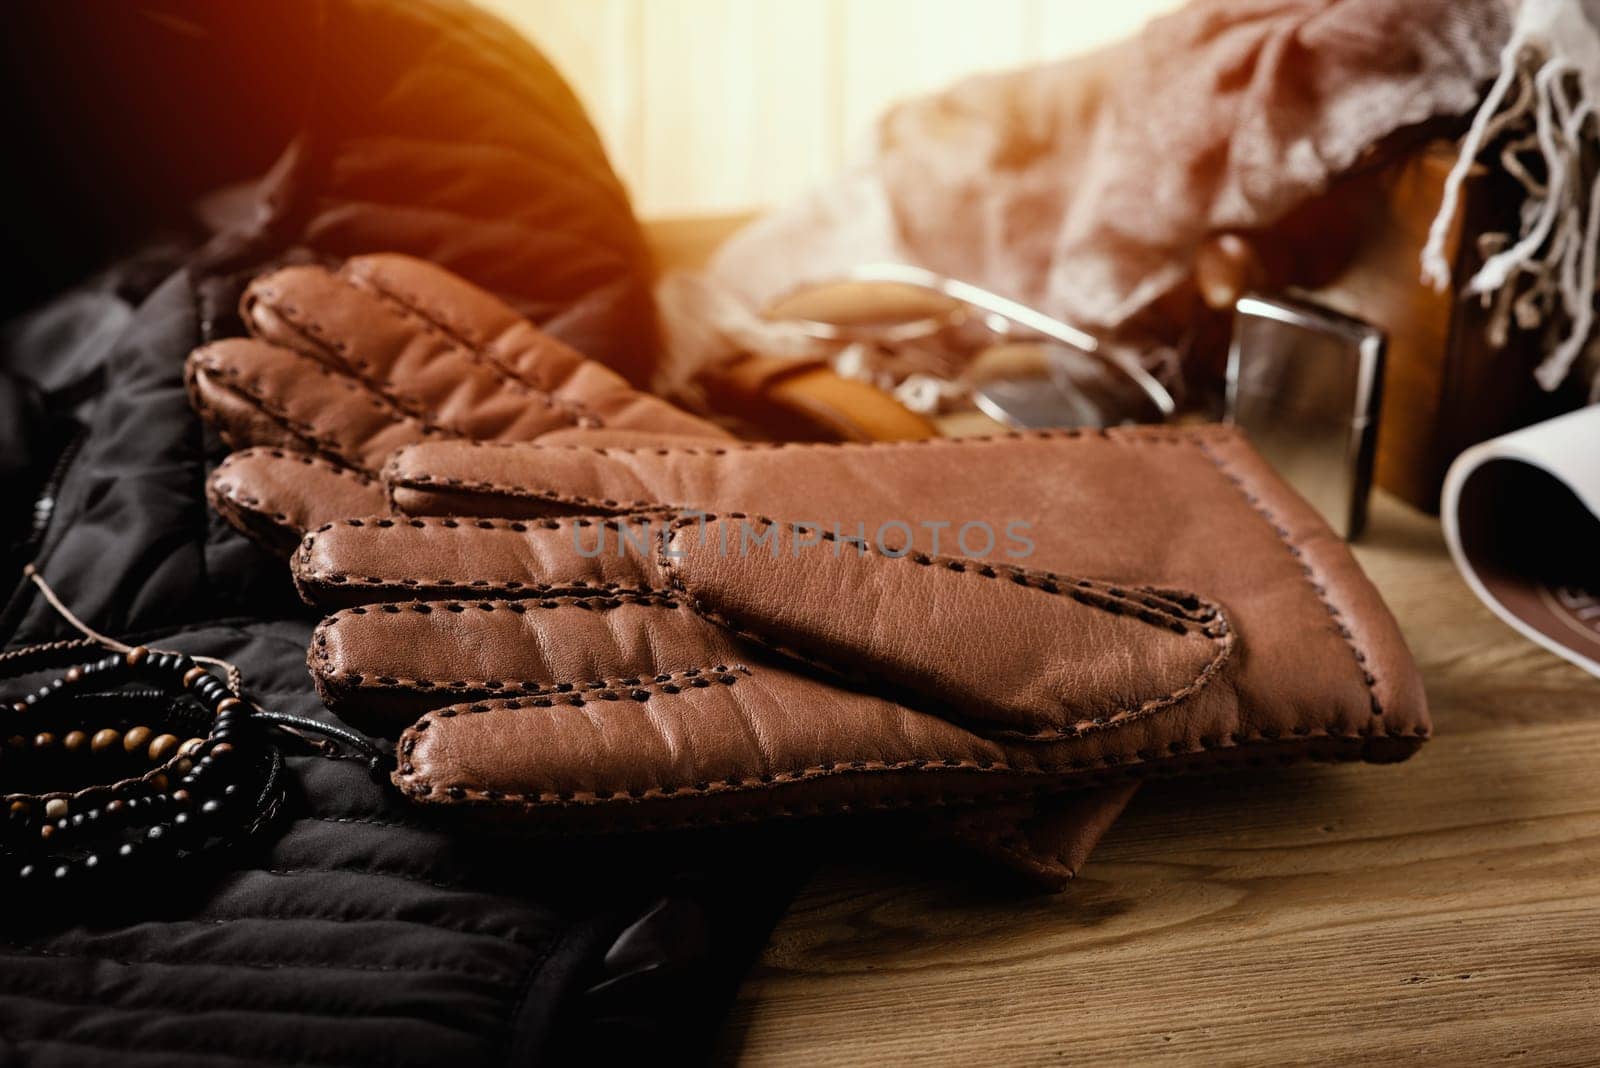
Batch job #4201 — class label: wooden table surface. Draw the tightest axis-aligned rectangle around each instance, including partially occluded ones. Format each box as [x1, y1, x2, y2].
[720, 492, 1600, 1066]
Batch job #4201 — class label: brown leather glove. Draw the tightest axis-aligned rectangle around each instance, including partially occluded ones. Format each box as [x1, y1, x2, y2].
[186, 253, 1139, 885]
[292, 427, 1429, 841]
[185, 253, 724, 554]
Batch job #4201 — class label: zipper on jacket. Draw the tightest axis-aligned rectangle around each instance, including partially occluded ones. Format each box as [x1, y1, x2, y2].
[1, 425, 85, 644]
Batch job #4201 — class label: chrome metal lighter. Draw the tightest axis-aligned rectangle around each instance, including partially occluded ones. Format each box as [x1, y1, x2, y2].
[1225, 294, 1386, 540]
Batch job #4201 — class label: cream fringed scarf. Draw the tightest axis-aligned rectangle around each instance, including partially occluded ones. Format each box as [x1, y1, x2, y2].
[1424, 0, 1600, 398]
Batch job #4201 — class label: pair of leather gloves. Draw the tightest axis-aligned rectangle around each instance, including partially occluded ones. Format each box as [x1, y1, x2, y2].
[187, 254, 1429, 887]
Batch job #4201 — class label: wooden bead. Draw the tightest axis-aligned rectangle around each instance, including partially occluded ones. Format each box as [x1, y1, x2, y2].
[178, 737, 206, 758]
[216, 697, 244, 714]
[147, 734, 179, 762]
[9, 800, 29, 815]
[62, 730, 88, 752]
[125, 646, 149, 666]
[43, 798, 67, 820]
[91, 729, 121, 754]
[39, 823, 55, 842]
[7, 735, 27, 750]
[123, 726, 151, 753]
[149, 773, 168, 792]
[33, 732, 56, 750]
[63, 666, 83, 684]
[11, 702, 26, 714]
[183, 666, 210, 687]
[174, 758, 193, 775]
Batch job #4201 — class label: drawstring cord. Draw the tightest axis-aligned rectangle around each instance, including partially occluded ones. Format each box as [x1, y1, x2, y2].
[24, 564, 243, 692]
[17, 564, 390, 775]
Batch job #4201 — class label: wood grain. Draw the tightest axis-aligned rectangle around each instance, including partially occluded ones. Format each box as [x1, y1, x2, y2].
[720, 492, 1600, 1065]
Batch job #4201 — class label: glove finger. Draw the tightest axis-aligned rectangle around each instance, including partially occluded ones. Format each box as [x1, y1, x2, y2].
[656, 516, 1234, 739]
[309, 594, 745, 735]
[338, 254, 596, 396]
[385, 440, 676, 518]
[341, 255, 731, 440]
[244, 258, 722, 443]
[531, 426, 730, 449]
[208, 449, 390, 556]
[187, 337, 447, 473]
[391, 662, 1042, 830]
[381, 435, 982, 520]
[382, 434, 974, 519]
[293, 515, 670, 608]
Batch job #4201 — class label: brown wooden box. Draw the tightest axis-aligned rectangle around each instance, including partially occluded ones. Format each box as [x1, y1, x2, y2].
[1298, 143, 1549, 512]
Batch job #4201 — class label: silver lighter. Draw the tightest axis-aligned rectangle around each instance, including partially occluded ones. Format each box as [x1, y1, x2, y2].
[1225, 294, 1386, 540]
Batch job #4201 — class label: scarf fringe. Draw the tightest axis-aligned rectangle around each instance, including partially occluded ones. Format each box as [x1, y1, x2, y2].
[1422, 41, 1600, 398]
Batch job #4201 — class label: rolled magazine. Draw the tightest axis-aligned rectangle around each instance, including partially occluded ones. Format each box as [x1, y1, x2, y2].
[1442, 406, 1600, 677]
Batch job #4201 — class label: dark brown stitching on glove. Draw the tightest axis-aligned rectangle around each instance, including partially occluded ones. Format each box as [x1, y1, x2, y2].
[295, 515, 670, 591]
[384, 465, 676, 515]
[249, 291, 490, 438]
[310, 597, 693, 692]
[190, 349, 450, 471]
[419, 424, 1238, 461]
[648, 511, 1235, 739]
[391, 720, 1426, 810]
[341, 269, 604, 429]
[1198, 438, 1385, 720]
[188, 357, 361, 468]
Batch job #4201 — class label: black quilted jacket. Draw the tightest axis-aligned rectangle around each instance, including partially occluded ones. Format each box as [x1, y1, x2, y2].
[0, 2, 801, 1063]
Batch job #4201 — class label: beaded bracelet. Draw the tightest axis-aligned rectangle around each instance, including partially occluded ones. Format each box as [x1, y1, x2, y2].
[1, 645, 275, 888]
[1, 568, 389, 897]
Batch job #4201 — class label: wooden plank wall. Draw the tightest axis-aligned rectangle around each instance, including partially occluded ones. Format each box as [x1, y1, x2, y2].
[477, 0, 1184, 217]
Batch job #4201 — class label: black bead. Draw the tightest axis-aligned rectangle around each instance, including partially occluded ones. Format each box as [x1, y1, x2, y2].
[117, 842, 137, 859]
[145, 824, 166, 841]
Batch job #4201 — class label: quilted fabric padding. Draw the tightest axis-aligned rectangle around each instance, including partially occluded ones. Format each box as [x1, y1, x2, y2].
[0, 3, 789, 1064]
